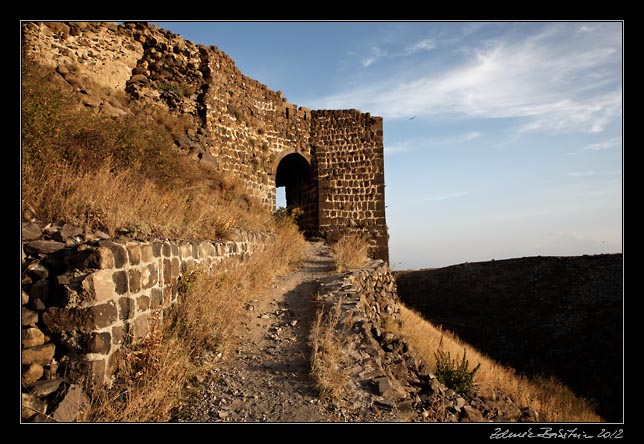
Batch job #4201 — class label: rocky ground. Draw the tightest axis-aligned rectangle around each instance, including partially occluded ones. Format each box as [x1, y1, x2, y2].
[173, 241, 338, 422]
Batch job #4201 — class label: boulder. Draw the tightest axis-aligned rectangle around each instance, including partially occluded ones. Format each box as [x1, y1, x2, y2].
[461, 405, 484, 422]
[22, 327, 46, 348]
[22, 392, 47, 420]
[52, 384, 90, 422]
[22, 343, 56, 366]
[24, 240, 65, 255]
[22, 222, 42, 241]
[22, 307, 39, 326]
[22, 363, 44, 385]
[28, 378, 63, 397]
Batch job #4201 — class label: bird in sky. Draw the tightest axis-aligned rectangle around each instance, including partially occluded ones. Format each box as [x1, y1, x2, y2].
[409, 116, 416, 120]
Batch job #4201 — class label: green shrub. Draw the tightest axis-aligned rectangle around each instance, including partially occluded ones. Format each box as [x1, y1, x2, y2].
[434, 347, 481, 394]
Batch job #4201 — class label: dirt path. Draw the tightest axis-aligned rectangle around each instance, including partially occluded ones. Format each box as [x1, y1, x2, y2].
[174, 241, 340, 422]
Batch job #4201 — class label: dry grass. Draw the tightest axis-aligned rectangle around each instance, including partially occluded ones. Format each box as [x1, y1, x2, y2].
[310, 297, 349, 401]
[330, 233, 370, 272]
[22, 158, 269, 240]
[21, 61, 274, 240]
[390, 305, 602, 422]
[84, 221, 307, 422]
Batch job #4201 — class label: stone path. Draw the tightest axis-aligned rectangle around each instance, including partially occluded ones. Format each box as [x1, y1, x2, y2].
[174, 241, 339, 422]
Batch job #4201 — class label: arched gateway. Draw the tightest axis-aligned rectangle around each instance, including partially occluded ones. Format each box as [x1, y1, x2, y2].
[273, 150, 318, 236]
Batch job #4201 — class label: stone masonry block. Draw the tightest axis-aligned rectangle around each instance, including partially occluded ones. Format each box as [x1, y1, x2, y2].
[132, 313, 150, 339]
[126, 243, 141, 265]
[118, 297, 135, 320]
[180, 243, 193, 260]
[141, 262, 159, 289]
[113, 270, 128, 295]
[98, 241, 128, 268]
[141, 244, 154, 263]
[171, 257, 180, 278]
[198, 242, 214, 259]
[111, 324, 127, 346]
[163, 258, 172, 285]
[77, 359, 105, 386]
[128, 268, 141, 293]
[152, 241, 162, 257]
[137, 295, 150, 311]
[83, 270, 115, 303]
[91, 246, 114, 269]
[87, 301, 118, 330]
[86, 331, 111, 354]
[150, 288, 163, 308]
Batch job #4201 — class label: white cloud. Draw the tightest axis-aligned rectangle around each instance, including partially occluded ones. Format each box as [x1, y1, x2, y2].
[583, 136, 622, 151]
[578, 25, 595, 32]
[568, 171, 596, 177]
[456, 131, 481, 142]
[405, 38, 436, 55]
[567, 170, 621, 177]
[421, 190, 470, 202]
[317, 23, 622, 135]
[362, 46, 386, 68]
[384, 141, 411, 155]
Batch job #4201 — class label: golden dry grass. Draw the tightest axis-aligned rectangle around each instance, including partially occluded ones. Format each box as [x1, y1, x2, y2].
[330, 233, 370, 272]
[310, 297, 349, 401]
[22, 157, 270, 240]
[390, 305, 602, 422]
[84, 221, 307, 422]
[22, 60, 273, 240]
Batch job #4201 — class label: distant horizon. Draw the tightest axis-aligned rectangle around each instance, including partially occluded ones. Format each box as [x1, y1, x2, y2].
[158, 21, 623, 269]
[393, 250, 622, 272]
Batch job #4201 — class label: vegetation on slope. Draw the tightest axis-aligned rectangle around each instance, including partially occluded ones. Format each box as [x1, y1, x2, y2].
[330, 233, 370, 272]
[22, 60, 273, 240]
[390, 305, 602, 422]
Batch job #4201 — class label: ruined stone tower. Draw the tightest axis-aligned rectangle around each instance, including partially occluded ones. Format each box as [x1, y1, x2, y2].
[23, 21, 389, 261]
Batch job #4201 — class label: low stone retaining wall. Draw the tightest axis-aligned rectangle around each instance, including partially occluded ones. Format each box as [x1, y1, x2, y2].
[21, 222, 273, 421]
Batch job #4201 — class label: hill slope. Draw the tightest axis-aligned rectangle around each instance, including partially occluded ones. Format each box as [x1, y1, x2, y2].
[394, 254, 623, 422]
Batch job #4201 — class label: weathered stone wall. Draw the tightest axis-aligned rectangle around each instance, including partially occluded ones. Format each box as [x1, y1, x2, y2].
[22, 21, 389, 261]
[21, 221, 272, 421]
[312, 110, 388, 261]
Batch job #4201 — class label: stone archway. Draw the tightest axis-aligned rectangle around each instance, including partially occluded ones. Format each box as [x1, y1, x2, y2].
[273, 150, 317, 235]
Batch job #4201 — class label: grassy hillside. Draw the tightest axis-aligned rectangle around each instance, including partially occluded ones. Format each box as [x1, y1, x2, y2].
[22, 60, 274, 240]
[395, 254, 623, 422]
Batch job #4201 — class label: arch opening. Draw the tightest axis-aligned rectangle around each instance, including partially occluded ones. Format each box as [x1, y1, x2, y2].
[274, 152, 317, 234]
[275, 153, 312, 209]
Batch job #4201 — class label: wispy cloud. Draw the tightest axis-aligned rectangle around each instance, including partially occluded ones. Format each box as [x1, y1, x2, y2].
[317, 23, 622, 135]
[583, 136, 622, 151]
[567, 170, 621, 178]
[360, 36, 437, 68]
[578, 25, 595, 33]
[404, 38, 436, 55]
[384, 141, 412, 155]
[362, 46, 386, 67]
[568, 170, 597, 177]
[421, 190, 470, 202]
[455, 131, 481, 143]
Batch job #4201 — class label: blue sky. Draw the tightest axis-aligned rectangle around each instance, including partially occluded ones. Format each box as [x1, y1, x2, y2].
[159, 21, 623, 269]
